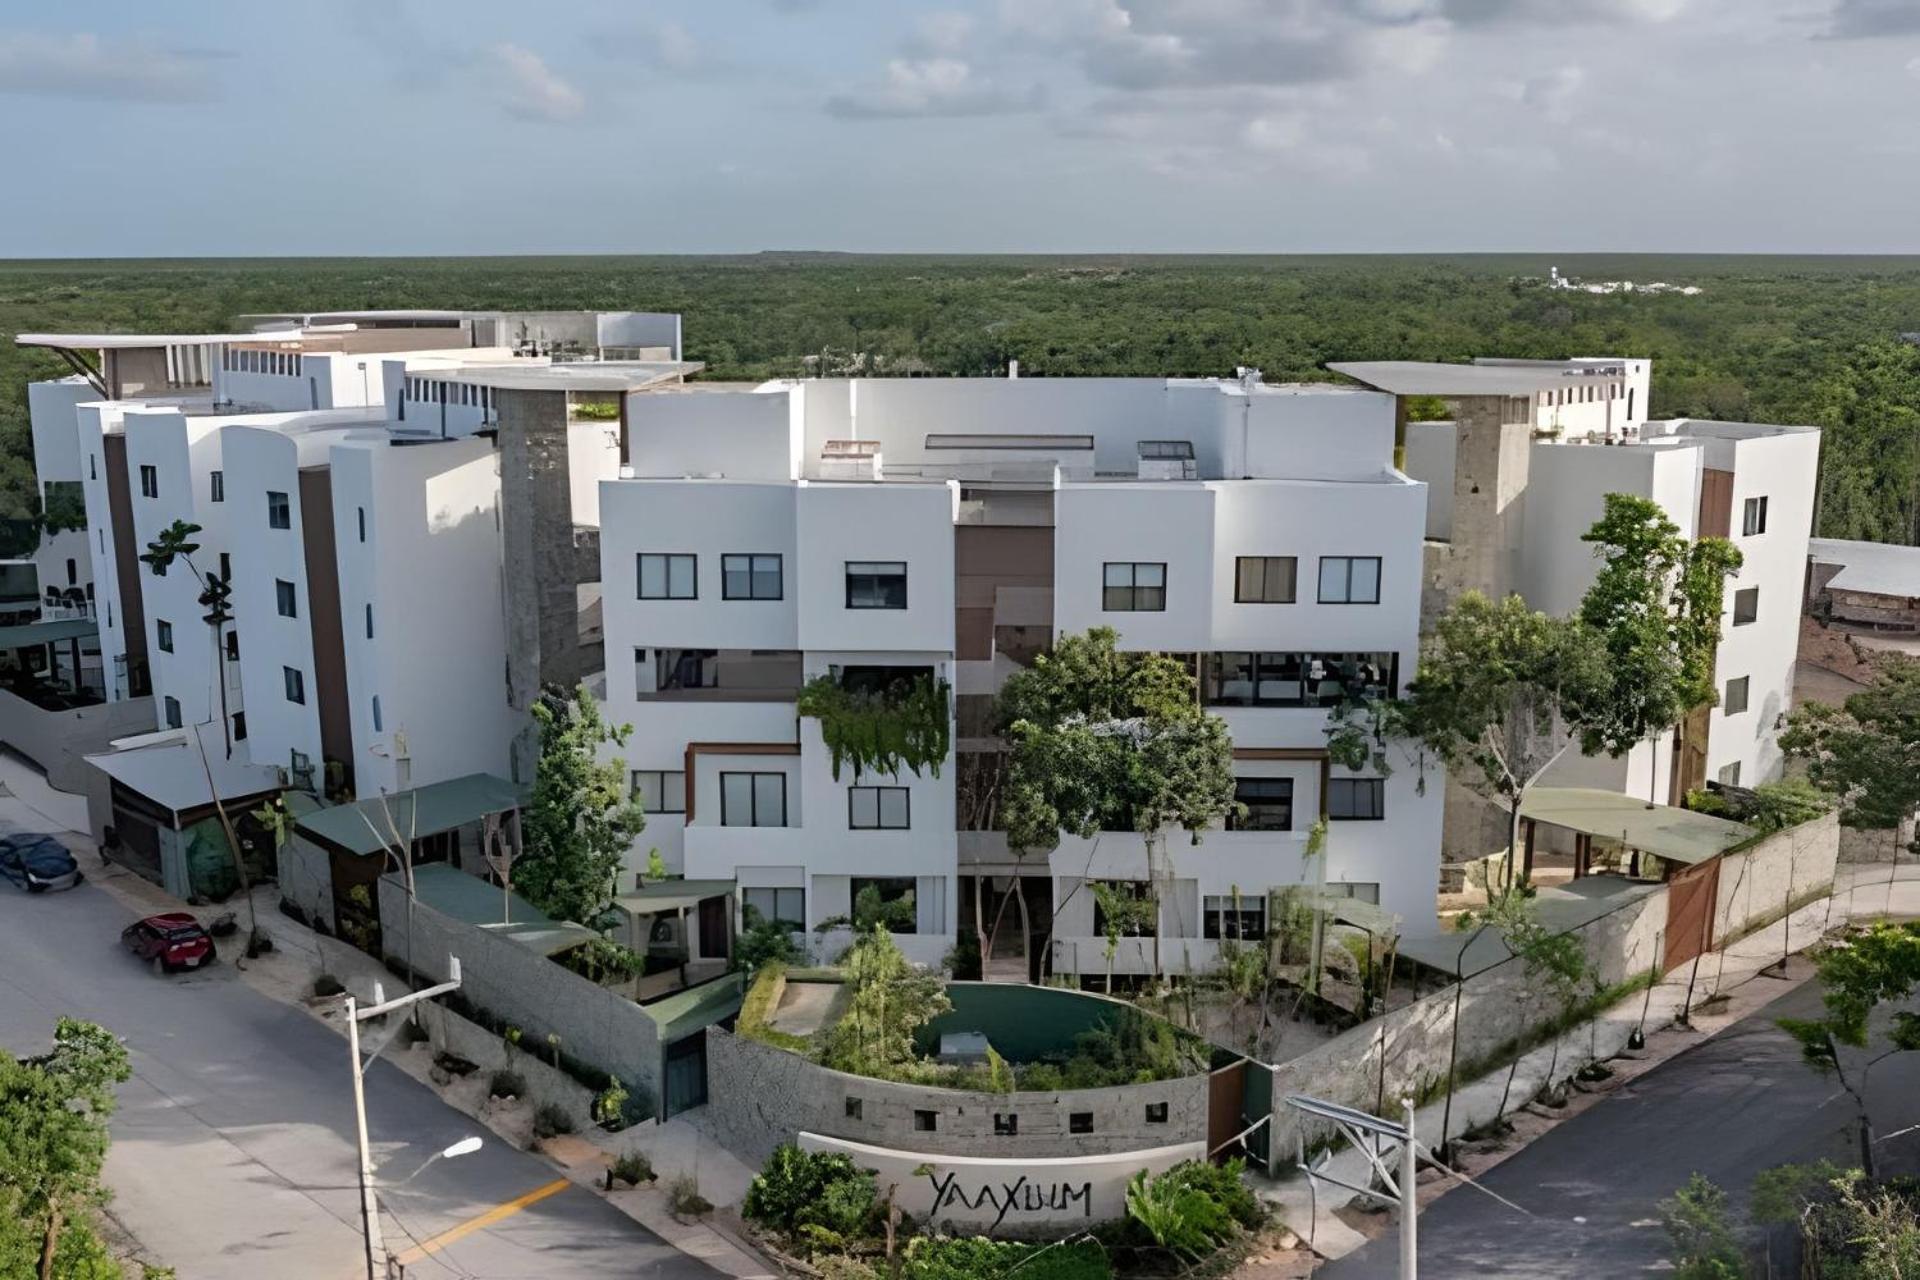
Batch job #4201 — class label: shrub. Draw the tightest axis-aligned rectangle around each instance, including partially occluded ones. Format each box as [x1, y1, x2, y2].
[668, 1173, 713, 1217]
[1748, 778, 1834, 833]
[610, 1151, 655, 1186]
[744, 1144, 877, 1240]
[1659, 1173, 1745, 1280]
[594, 1077, 630, 1130]
[1123, 1159, 1260, 1262]
[738, 910, 803, 971]
[902, 1237, 1112, 1280]
[489, 1069, 526, 1100]
[533, 1102, 574, 1139]
[312, 973, 345, 998]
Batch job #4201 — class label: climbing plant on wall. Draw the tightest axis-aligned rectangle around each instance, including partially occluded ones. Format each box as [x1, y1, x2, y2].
[796, 673, 951, 780]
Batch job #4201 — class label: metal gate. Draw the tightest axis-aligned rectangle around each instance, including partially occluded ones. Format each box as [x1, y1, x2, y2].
[662, 1033, 708, 1119]
[1208, 1059, 1249, 1162]
[1664, 859, 1721, 972]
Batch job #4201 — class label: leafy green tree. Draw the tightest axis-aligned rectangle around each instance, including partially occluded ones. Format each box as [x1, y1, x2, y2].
[819, 926, 952, 1078]
[1658, 1173, 1746, 1280]
[1783, 654, 1920, 843]
[1466, 892, 1587, 1119]
[516, 684, 647, 927]
[1403, 593, 1610, 888]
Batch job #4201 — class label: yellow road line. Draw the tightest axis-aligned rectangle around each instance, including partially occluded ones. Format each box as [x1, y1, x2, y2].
[393, 1178, 571, 1265]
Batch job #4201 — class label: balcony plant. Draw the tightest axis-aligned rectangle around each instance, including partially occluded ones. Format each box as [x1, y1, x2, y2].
[797, 671, 951, 781]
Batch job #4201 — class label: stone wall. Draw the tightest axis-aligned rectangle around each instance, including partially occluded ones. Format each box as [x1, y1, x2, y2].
[276, 833, 334, 929]
[1839, 819, 1914, 864]
[704, 1026, 1209, 1164]
[376, 875, 664, 1106]
[414, 999, 603, 1135]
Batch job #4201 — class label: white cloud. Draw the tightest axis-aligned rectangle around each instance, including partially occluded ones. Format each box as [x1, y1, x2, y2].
[491, 43, 584, 122]
[1908, 54, 1920, 77]
[0, 31, 222, 103]
[1519, 65, 1586, 122]
[906, 11, 977, 56]
[1820, 0, 1920, 38]
[654, 21, 700, 72]
[827, 57, 1044, 118]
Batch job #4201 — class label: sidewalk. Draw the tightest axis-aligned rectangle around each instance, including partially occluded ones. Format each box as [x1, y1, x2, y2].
[1262, 862, 1920, 1262]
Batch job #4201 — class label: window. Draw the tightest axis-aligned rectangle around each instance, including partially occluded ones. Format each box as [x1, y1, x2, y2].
[163, 696, 181, 729]
[225, 630, 239, 661]
[845, 1097, 863, 1120]
[846, 561, 908, 609]
[275, 579, 298, 618]
[631, 769, 687, 815]
[89, 455, 96, 481]
[1718, 761, 1742, 786]
[721, 554, 783, 601]
[657, 648, 719, 691]
[720, 772, 787, 827]
[1205, 652, 1397, 708]
[1318, 556, 1382, 604]
[1093, 881, 1156, 937]
[371, 696, 383, 732]
[743, 886, 805, 930]
[1732, 587, 1758, 626]
[156, 620, 173, 653]
[209, 470, 224, 503]
[1203, 894, 1266, 941]
[1742, 496, 1769, 537]
[993, 1114, 1019, 1137]
[1228, 777, 1293, 832]
[1235, 556, 1297, 604]
[357, 507, 366, 543]
[283, 666, 306, 704]
[138, 465, 158, 499]
[913, 1110, 938, 1133]
[1327, 882, 1382, 905]
[1102, 561, 1166, 611]
[1724, 676, 1750, 715]
[848, 786, 910, 830]
[638, 553, 697, 600]
[1328, 778, 1386, 820]
[1070, 1113, 1094, 1135]
[232, 711, 247, 741]
[218, 552, 231, 584]
[267, 491, 290, 530]
[850, 877, 918, 933]
[1145, 1102, 1169, 1124]
[65, 558, 75, 586]
[365, 603, 374, 639]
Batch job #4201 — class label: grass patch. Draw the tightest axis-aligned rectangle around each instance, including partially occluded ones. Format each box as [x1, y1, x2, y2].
[739, 965, 815, 1053]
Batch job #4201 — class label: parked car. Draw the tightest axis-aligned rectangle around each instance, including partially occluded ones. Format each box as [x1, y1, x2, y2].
[122, 913, 216, 974]
[0, 834, 83, 892]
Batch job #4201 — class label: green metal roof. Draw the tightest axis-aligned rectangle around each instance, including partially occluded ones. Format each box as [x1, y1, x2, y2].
[0, 618, 98, 650]
[643, 970, 745, 1041]
[1520, 786, 1753, 866]
[614, 879, 735, 916]
[406, 862, 596, 957]
[294, 773, 525, 858]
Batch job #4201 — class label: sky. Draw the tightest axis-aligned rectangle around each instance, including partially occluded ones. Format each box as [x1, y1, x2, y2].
[1, 0, 1918, 256]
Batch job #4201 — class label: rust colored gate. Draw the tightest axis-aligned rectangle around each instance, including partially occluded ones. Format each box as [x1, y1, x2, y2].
[1664, 859, 1722, 972]
[1208, 1059, 1250, 1162]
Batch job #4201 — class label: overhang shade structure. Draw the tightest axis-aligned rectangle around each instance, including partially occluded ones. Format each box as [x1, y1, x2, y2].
[1519, 786, 1753, 870]
[406, 862, 595, 957]
[293, 772, 526, 859]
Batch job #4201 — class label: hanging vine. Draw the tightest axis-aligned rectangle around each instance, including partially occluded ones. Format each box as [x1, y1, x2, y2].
[797, 673, 952, 780]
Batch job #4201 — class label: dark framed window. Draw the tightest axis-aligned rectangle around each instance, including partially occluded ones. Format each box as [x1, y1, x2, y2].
[1328, 778, 1386, 821]
[656, 648, 719, 691]
[1102, 561, 1166, 611]
[225, 630, 239, 661]
[848, 786, 910, 830]
[267, 491, 290, 529]
[218, 552, 231, 584]
[371, 696, 383, 732]
[851, 876, 918, 933]
[209, 470, 224, 503]
[1318, 556, 1382, 604]
[1732, 587, 1758, 626]
[1204, 652, 1397, 708]
[138, 465, 158, 499]
[1093, 880, 1157, 937]
[638, 553, 697, 600]
[846, 561, 908, 609]
[357, 507, 367, 542]
[743, 886, 805, 930]
[720, 771, 787, 827]
[1742, 496, 1768, 537]
[283, 666, 306, 705]
[365, 603, 374, 639]
[1070, 1113, 1094, 1135]
[1228, 777, 1293, 832]
[275, 579, 298, 618]
[163, 696, 181, 729]
[1203, 894, 1266, 941]
[1724, 676, 1750, 715]
[722, 553, 783, 601]
[914, 1110, 938, 1132]
[631, 769, 687, 814]
[232, 711, 247, 741]
[1235, 556, 1297, 604]
[1145, 1102, 1169, 1124]
[156, 620, 174, 653]
[993, 1114, 1019, 1136]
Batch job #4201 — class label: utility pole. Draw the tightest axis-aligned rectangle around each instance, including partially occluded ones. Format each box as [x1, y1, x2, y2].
[1401, 1098, 1418, 1280]
[344, 958, 463, 1280]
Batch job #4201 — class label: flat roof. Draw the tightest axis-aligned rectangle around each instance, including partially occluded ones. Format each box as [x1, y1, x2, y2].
[439, 361, 703, 393]
[407, 863, 597, 957]
[16, 332, 265, 350]
[294, 773, 525, 858]
[0, 618, 97, 649]
[1520, 786, 1752, 866]
[85, 731, 281, 814]
[1328, 360, 1622, 397]
[1810, 537, 1920, 598]
[615, 879, 736, 916]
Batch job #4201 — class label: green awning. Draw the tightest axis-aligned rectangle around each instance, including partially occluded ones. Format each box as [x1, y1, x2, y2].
[406, 862, 596, 957]
[643, 970, 746, 1041]
[0, 618, 97, 650]
[1520, 786, 1753, 866]
[614, 879, 735, 916]
[294, 772, 525, 858]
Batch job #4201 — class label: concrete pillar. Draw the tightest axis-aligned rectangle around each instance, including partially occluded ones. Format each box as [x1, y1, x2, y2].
[1437, 394, 1531, 608]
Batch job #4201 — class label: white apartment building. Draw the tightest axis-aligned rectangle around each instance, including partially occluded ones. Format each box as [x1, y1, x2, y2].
[590, 373, 1441, 977]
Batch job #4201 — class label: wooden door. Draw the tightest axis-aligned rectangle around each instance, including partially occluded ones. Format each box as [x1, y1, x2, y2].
[1208, 1059, 1250, 1162]
[697, 895, 729, 960]
[1664, 859, 1721, 972]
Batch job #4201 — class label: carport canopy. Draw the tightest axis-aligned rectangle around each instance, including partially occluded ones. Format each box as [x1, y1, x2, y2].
[294, 772, 525, 858]
[613, 879, 736, 917]
[1519, 786, 1753, 866]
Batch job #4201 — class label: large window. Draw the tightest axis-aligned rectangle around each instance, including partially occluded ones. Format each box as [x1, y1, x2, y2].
[1234, 556, 1297, 604]
[1742, 496, 1769, 537]
[631, 769, 687, 815]
[138, 465, 158, 499]
[1093, 881, 1157, 937]
[1204, 652, 1397, 708]
[156, 620, 174, 653]
[283, 666, 306, 705]
[1724, 676, 1750, 715]
[1203, 894, 1266, 941]
[743, 886, 804, 931]
[851, 876, 918, 934]
[1328, 778, 1385, 821]
[1318, 556, 1382, 604]
[846, 561, 908, 610]
[848, 786, 910, 830]
[720, 772, 788, 827]
[638, 553, 697, 600]
[722, 554, 783, 601]
[1732, 587, 1758, 626]
[1228, 777, 1293, 832]
[267, 491, 290, 530]
[1102, 562, 1166, 612]
[275, 579, 298, 619]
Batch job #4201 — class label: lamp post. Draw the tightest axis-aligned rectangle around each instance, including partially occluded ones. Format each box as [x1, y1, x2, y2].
[343, 957, 463, 1280]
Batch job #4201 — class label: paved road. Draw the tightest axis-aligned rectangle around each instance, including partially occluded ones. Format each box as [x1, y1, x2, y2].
[1319, 980, 1920, 1278]
[0, 867, 718, 1280]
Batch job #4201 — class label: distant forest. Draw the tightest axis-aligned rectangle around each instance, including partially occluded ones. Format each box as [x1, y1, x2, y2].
[4, 253, 1918, 544]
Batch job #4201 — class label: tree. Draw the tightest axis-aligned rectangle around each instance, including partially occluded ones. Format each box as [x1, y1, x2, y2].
[515, 684, 647, 927]
[998, 628, 1237, 981]
[0, 1019, 132, 1280]
[1577, 493, 1742, 802]
[818, 926, 952, 1078]
[1783, 654, 1920, 838]
[1466, 892, 1587, 1121]
[1658, 1174, 1746, 1280]
[1779, 921, 1920, 1179]
[1403, 593, 1610, 889]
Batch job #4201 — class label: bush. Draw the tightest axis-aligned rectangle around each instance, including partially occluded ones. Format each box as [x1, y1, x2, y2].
[312, 973, 345, 998]
[489, 1069, 526, 1100]
[1123, 1159, 1261, 1262]
[610, 1151, 655, 1186]
[744, 1144, 878, 1241]
[533, 1103, 574, 1139]
[902, 1237, 1112, 1280]
[668, 1173, 713, 1217]
[1660, 1173, 1745, 1280]
[739, 908, 804, 971]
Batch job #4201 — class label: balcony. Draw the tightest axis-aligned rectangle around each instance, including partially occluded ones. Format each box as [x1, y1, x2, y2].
[637, 648, 803, 702]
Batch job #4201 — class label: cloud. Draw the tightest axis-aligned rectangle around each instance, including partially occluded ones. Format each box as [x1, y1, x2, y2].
[826, 57, 1044, 118]
[905, 11, 977, 57]
[0, 31, 224, 103]
[491, 43, 585, 122]
[1520, 65, 1585, 122]
[1819, 0, 1920, 38]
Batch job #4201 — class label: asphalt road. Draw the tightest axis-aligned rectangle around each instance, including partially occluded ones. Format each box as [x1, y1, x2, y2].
[0, 870, 720, 1280]
[1319, 980, 1920, 1279]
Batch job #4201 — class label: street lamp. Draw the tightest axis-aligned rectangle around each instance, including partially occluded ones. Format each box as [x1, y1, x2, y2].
[389, 1135, 485, 1187]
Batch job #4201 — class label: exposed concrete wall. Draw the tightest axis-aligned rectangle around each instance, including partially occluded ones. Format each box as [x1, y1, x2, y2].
[1838, 818, 1915, 864]
[704, 1026, 1209, 1164]
[275, 832, 335, 929]
[1714, 812, 1839, 944]
[415, 999, 602, 1135]
[1431, 396, 1530, 613]
[0, 689, 155, 791]
[496, 389, 582, 779]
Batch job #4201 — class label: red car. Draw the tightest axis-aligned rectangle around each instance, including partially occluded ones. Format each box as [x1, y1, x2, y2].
[122, 913, 216, 974]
